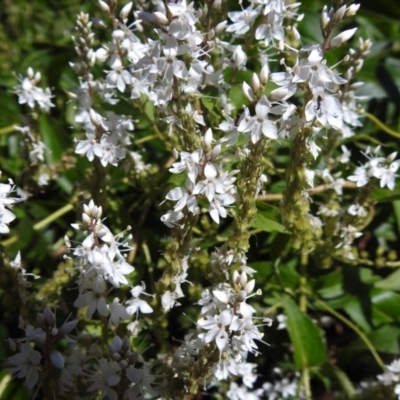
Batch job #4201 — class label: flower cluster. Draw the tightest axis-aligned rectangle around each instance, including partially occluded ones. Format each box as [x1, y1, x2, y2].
[14, 67, 54, 112]
[377, 359, 400, 399]
[7, 306, 78, 389]
[161, 128, 237, 226]
[68, 200, 152, 327]
[348, 146, 400, 190]
[173, 270, 270, 384]
[87, 335, 161, 400]
[0, 176, 22, 235]
[6, 0, 400, 398]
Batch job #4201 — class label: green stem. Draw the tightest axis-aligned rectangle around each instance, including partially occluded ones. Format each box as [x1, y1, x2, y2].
[299, 252, 311, 400]
[0, 125, 16, 135]
[315, 297, 386, 370]
[301, 367, 312, 400]
[1, 203, 74, 247]
[361, 110, 400, 140]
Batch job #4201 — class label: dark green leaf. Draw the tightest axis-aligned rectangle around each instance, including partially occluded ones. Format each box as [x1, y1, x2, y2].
[281, 296, 326, 368]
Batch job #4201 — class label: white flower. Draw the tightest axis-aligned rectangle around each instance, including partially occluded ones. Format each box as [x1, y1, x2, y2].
[74, 291, 109, 318]
[75, 132, 102, 161]
[227, 6, 260, 36]
[126, 282, 154, 316]
[87, 359, 121, 400]
[108, 298, 130, 326]
[340, 145, 351, 163]
[237, 96, 278, 143]
[348, 166, 368, 187]
[198, 309, 233, 350]
[8, 343, 42, 389]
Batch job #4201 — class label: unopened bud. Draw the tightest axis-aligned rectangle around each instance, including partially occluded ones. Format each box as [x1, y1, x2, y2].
[43, 306, 56, 327]
[251, 73, 261, 92]
[153, 11, 168, 25]
[346, 3, 360, 17]
[50, 351, 65, 369]
[82, 213, 91, 225]
[240, 271, 248, 287]
[112, 29, 125, 41]
[236, 290, 247, 302]
[330, 28, 357, 48]
[120, 2, 133, 20]
[98, 0, 110, 13]
[242, 81, 255, 102]
[333, 5, 346, 23]
[215, 20, 227, 34]
[232, 45, 247, 69]
[260, 64, 269, 85]
[89, 108, 102, 126]
[320, 5, 330, 29]
[202, 128, 213, 150]
[122, 336, 130, 352]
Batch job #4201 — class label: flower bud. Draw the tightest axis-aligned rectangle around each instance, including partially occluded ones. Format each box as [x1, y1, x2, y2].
[59, 319, 78, 334]
[320, 5, 330, 29]
[120, 2, 133, 20]
[36, 313, 44, 326]
[251, 73, 261, 92]
[50, 350, 65, 369]
[260, 64, 269, 85]
[153, 11, 168, 25]
[98, 0, 110, 13]
[122, 336, 130, 352]
[334, 4, 347, 23]
[216, 20, 227, 34]
[202, 128, 213, 150]
[242, 82, 255, 102]
[89, 108, 101, 126]
[82, 213, 91, 225]
[232, 270, 240, 285]
[112, 29, 125, 41]
[232, 45, 247, 69]
[27, 67, 34, 78]
[330, 28, 357, 48]
[96, 47, 109, 62]
[43, 306, 56, 327]
[346, 3, 360, 16]
[236, 290, 247, 302]
[240, 271, 248, 287]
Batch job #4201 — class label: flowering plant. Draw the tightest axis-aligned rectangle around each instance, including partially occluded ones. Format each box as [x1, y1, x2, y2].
[2, 0, 400, 399]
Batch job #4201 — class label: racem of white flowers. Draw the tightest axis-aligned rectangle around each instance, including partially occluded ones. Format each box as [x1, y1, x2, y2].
[161, 128, 238, 226]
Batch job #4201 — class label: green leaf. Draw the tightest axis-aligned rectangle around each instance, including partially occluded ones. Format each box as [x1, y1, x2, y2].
[252, 203, 288, 233]
[316, 270, 344, 299]
[372, 188, 400, 202]
[350, 325, 400, 354]
[280, 296, 326, 368]
[252, 212, 288, 233]
[371, 289, 400, 321]
[393, 200, 400, 233]
[39, 114, 64, 163]
[375, 268, 400, 290]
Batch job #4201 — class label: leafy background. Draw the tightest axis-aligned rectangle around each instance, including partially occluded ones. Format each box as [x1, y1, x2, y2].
[1, 0, 400, 399]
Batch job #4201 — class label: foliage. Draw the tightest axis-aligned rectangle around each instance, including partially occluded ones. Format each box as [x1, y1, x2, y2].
[1, 0, 400, 399]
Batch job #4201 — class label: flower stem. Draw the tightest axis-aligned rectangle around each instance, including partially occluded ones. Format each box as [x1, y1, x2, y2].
[314, 297, 386, 370]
